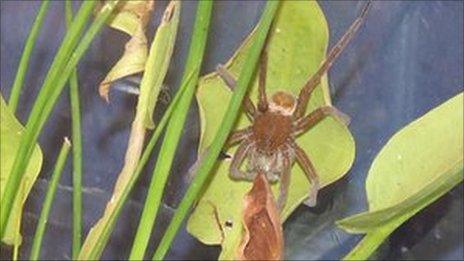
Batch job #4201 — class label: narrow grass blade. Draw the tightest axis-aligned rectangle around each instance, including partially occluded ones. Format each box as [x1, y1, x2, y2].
[8, 0, 50, 113]
[64, 0, 83, 258]
[153, 2, 280, 259]
[0, 1, 119, 238]
[129, 2, 213, 259]
[29, 138, 71, 260]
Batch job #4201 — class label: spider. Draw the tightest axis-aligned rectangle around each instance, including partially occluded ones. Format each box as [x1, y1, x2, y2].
[219, 2, 371, 210]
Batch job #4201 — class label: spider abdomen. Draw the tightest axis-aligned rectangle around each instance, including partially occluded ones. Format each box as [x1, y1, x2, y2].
[246, 146, 293, 182]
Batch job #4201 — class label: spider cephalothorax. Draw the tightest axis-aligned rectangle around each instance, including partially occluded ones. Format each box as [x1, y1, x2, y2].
[253, 92, 295, 152]
[218, 2, 370, 210]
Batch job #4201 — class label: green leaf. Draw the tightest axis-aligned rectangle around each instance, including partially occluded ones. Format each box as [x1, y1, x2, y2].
[337, 92, 464, 260]
[104, 1, 149, 35]
[98, 0, 155, 101]
[187, 1, 355, 259]
[137, 0, 181, 129]
[0, 94, 43, 245]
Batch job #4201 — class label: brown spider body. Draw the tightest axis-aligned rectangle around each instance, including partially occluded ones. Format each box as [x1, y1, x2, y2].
[218, 2, 371, 210]
[247, 92, 296, 182]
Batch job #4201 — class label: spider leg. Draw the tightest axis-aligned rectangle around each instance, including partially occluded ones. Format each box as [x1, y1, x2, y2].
[292, 142, 320, 207]
[293, 106, 350, 136]
[216, 64, 257, 120]
[229, 140, 253, 181]
[277, 152, 292, 211]
[257, 48, 269, 112]
[186, 129, 251, 182]
[293, 1, 371, 118]
[226, 127, 252, 147]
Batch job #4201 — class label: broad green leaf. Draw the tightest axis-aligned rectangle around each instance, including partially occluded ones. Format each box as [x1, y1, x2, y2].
[98, 0, 154, 101]
[0, 94, 43, 245]
[337, 92, 464, 260]
[188, 1, 355, 259]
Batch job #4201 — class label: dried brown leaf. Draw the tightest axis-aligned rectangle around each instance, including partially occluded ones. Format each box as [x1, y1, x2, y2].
[237, 172, 284, 261]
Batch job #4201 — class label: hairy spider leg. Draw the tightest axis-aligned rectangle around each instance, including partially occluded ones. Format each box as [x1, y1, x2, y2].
[277, 149, 292, 211]
[294, 1, 372, 119]
[186, 127, 252, 182]
[292, 142, 320, 207]
[226, 127, 252, 147]
[257, 48, 269, 112]
[229, 140, 254, 181]
[293, 106, 350, 136]
[216, 65, 257, 120]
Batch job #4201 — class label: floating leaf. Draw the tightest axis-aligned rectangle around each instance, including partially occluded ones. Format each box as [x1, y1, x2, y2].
[98, 0, 155, 101]
[337, 92, 464, 260]
[236, 171, 283, 261]
[0, 94, 43, 245]
[188, 1, 355, 259]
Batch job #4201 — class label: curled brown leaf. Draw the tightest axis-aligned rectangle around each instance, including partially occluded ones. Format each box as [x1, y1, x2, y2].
[237, 171, 284, 261]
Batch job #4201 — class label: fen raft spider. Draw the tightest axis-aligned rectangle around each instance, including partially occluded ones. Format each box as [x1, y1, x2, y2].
[219, 2, 371, 210]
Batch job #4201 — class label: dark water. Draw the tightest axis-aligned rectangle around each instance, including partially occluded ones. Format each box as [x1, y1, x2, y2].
[1, 1, 462, 260]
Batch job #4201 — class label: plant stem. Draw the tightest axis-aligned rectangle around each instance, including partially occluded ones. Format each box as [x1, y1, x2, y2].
[8, 0, 50, 113]
[64, 0, 83, 258]
[128, 2, 213, 259]
[0, 0, 119, 238]
[152, 2, 280, 259]
[29, 139, 71, 261]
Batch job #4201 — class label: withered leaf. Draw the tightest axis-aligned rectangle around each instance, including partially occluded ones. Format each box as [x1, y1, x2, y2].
[237, 172, 284, 261]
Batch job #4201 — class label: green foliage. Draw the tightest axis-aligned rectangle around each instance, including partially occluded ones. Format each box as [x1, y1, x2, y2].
[137, 0, 180, 129]
[64, 1, 84, 257]
[0, 96, 42, 245]
[30, 139, 71, 260]
[0, 0, 120, 237]
[338, 93, 464, 260]
[129, 1, 213, 259]
[8, 1, 50, 112]
[187, 2, 355, 259]
[152, 1, 280, 259]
